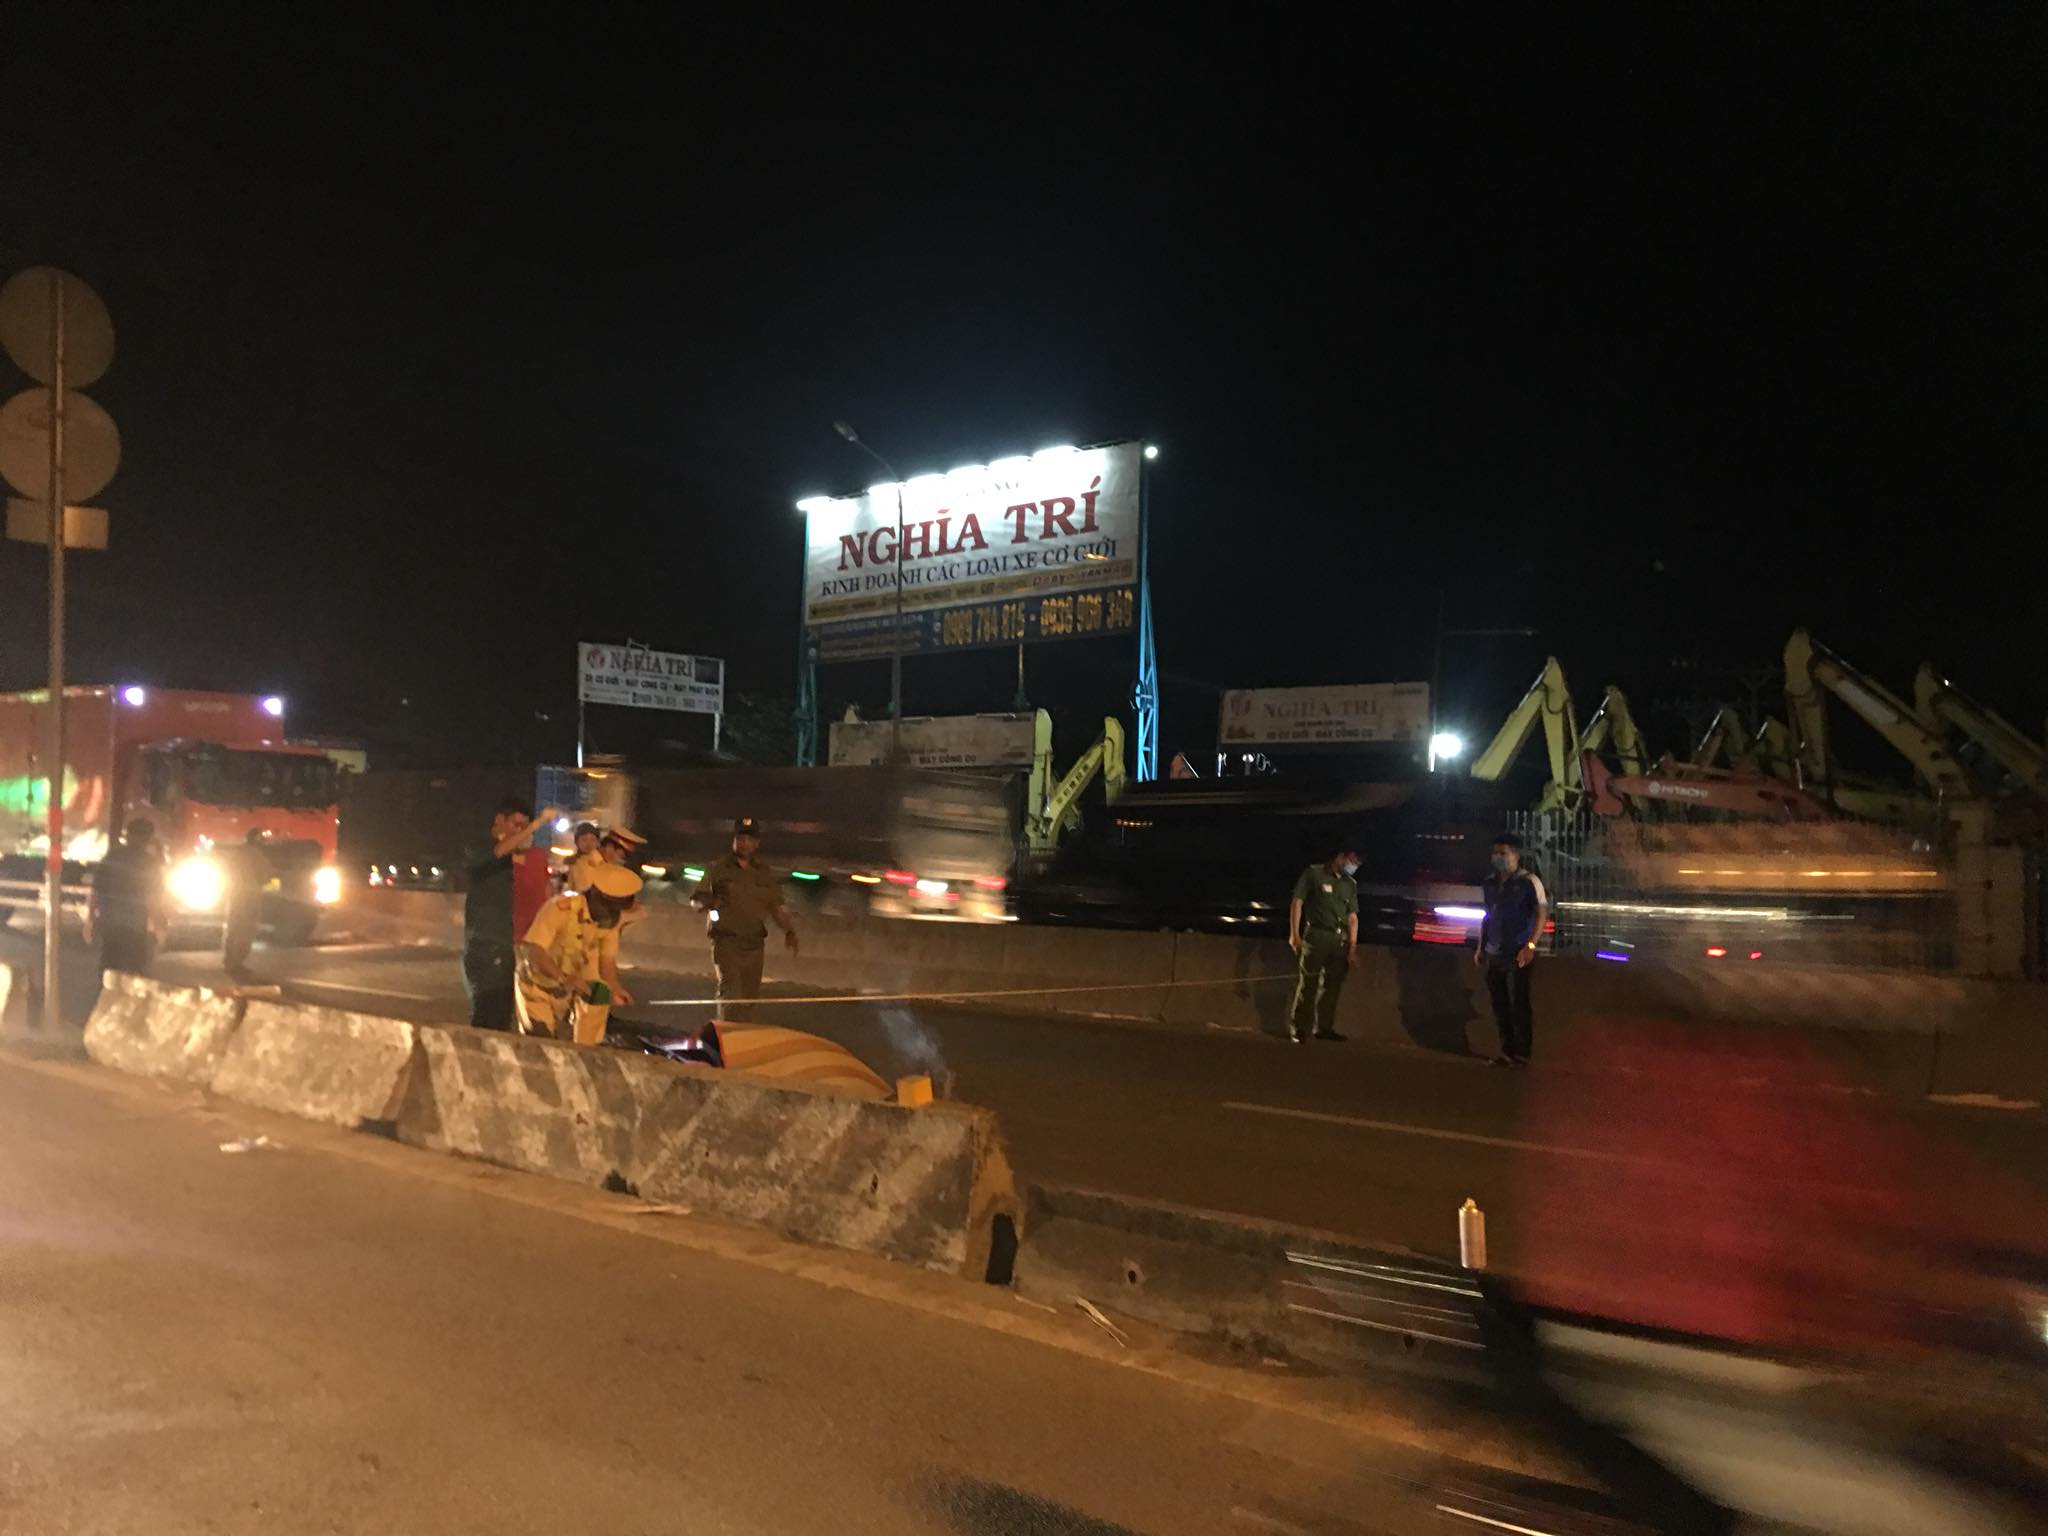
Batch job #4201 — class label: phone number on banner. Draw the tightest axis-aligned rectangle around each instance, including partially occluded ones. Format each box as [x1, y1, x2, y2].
[813, 588, 1136, 661]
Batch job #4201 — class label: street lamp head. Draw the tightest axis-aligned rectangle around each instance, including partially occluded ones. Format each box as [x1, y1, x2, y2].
[833, 420, 860, 444]
[1143, 444, 1160, 461]
[1430, 731, 1465, 762]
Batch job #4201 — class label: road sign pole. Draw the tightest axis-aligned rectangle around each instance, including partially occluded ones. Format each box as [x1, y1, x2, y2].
[43, 272, 66, 1029]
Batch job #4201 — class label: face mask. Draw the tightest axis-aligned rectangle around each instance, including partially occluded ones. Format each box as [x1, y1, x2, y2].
[1339, 860, 1359, 877]
[1490, 853, 1511, 873]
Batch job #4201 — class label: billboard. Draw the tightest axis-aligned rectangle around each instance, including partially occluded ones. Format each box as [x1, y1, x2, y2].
[801, 441, 1141, 662]
[579, 643, 724, 714]
[828, 713, 1040, 770]
[1218, 682, 1430, 748]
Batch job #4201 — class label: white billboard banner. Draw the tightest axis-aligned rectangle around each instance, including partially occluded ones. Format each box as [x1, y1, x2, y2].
[800, 441, 1142, 659]
[1219, 682, 1430, 747]
[828, 713, 1040, 770]
[579, 643, 724, 714]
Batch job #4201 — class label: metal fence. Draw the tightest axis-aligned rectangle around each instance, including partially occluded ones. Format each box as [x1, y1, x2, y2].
[1502, 810, 1957, 974]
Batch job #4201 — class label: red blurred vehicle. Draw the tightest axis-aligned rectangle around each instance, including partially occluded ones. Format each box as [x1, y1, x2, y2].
[0, 686, 343, 942]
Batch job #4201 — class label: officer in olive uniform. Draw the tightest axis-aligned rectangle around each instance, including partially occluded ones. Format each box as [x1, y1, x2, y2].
[1286, 837, 1362, 1044]
[689, 816, 798, 1017]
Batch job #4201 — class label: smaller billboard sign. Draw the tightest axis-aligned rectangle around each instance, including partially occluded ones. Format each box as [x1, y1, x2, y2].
[579, 643, 724, 715]
[1218, 682, 1430, 748]
[828, 713, 1040, 769]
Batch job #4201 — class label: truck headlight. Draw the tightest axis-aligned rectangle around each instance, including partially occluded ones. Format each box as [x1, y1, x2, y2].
[167, 855, 226, 913]
[313, 865, 343, 906]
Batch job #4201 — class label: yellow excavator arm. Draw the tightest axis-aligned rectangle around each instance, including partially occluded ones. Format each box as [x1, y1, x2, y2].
[1784, 628, 1973, 802]
[1915, 664, 2048, 798]
[1692, 706, 1758, 772]
[1580, 685, 1648, 776]
[1468, 658, 1581, 810]
[1025, 717, 1127, 852]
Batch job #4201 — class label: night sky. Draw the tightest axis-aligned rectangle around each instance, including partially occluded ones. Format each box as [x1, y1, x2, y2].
[4, 8, 2042, 773]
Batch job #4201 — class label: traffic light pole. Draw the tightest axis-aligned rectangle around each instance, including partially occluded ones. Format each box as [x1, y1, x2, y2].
[43, 272, 67, 1030]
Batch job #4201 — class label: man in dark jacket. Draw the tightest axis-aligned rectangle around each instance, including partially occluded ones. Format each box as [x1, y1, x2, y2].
[90, 819, 167, 975]
[222, 828, 272, 982]
[1476, 833, 1548, 1065]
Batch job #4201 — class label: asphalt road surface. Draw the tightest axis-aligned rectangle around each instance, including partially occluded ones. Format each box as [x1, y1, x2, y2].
[8, 923, 2047, 1274]
[0, 1049, 1609, 1536]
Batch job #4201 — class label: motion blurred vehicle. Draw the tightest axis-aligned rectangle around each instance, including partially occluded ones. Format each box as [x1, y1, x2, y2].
[630, 765, 1016, 922]
[0, 686, 343, 942]
[1505, 1015, 2048, 1533]
[341, 766, 537, 891]
[1011, 775, 1515, 941]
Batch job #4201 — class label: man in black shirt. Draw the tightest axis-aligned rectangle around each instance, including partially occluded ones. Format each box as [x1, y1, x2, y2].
[1477, 833, 1548, 1065]
[463, 796, 553, 1031]
[90, 819, 167, 975]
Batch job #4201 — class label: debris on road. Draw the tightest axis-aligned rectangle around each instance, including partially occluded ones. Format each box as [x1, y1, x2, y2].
[1073, 1297, 1129, 1348]
[621, 1202, 693, 1217]
[218, 1134, 283, 1154]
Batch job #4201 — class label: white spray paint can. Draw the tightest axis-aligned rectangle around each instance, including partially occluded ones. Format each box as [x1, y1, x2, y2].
[1458, 1197, 1487, 1271]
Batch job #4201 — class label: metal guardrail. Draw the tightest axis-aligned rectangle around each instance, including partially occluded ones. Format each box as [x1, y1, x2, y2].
[0, 876, 89, 919]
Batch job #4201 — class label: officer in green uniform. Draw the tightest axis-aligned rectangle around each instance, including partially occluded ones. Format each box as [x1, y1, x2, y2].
[689, 816, 798, 1018]
[1286, 837, 1362, 1043]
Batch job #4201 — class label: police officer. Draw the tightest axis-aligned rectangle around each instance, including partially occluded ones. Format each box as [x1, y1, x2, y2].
[1286, 836, 1362, 1044]
[516, 862, 641, 1045]
[689, 816, 797, 1018]
[564, 822, 605, 892]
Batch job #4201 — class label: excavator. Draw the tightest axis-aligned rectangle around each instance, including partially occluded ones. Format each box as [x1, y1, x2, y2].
[1780, 629, 1991, 829]
[1466, 658, 1583, 811]
[1914, 664, 2048, 801]
[1024, 716, 1127, 853]
[1473, 663, 1829, 821]
[1578, 685, 1649, 777]
[1692, 706, 1763, 774]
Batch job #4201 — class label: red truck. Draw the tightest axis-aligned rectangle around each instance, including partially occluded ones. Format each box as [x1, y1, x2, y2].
[0, 686, 344, 942]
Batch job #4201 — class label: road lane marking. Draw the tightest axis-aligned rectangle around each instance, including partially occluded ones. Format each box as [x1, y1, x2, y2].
[1434, 1506, 1560, 1536]
[1221, 1101, 1642, 1164]
[289, 979, 435, 1003]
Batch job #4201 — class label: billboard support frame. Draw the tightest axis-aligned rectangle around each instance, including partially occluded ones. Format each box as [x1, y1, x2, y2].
[1133, 454, 1158, 782]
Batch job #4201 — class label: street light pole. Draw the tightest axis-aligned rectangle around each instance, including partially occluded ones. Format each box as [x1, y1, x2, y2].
[833, 421, 906, 765]
[1430, 585, 1537, 771]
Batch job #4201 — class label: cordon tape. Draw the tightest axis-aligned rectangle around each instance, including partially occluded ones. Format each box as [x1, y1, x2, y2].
[642, 973, 1301, 1009]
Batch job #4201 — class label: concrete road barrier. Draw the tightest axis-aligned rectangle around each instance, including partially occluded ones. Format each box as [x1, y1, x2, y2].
[397, 1025, 652, 1185]
[82, 973, 245, 1084]
[210, 999, 418, 1126]
[66, 955, 1023, 1281]
[396, 1023, 1018, 1276]
[635, 1072, 1015, 1278]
